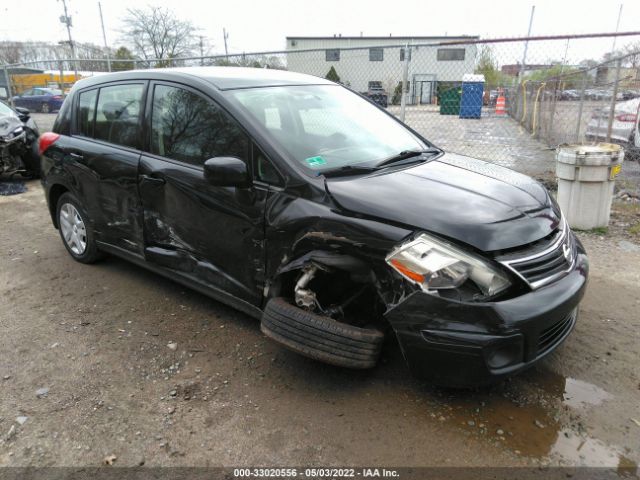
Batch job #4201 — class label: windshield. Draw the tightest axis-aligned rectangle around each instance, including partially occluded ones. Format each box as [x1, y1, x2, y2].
[0, 101, 16, 117]
[228, 85, 427, 173]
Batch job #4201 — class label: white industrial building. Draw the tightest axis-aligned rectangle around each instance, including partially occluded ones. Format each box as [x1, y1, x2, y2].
[285, 35, 479, 104]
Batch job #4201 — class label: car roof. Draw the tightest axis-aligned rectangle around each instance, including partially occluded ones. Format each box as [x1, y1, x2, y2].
[73, 67, 334, 91]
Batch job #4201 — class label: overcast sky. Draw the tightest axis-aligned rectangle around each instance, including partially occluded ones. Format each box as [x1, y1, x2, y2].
[1, 0, 638, 62]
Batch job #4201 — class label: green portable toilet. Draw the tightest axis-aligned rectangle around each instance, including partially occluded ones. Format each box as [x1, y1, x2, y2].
[439, 87, 461, 115]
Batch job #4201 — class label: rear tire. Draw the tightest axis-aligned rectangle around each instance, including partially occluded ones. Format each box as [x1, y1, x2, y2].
[261, 297, 384, 369]
[41, 102, 50, 113]
[56, 192, 104, 264]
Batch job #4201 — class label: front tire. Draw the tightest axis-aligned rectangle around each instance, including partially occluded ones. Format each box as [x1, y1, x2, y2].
[261, 297, 384, 369]
[56, 192, 104, 263]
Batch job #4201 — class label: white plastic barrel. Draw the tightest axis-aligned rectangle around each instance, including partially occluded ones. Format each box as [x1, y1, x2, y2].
[556, 143, 624, 230]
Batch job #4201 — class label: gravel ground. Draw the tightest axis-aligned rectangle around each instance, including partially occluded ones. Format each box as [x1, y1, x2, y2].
[0, 181, 639, 470]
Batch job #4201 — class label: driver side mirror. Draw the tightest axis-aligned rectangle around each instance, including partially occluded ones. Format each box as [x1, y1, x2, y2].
[203, 157, 250, 188]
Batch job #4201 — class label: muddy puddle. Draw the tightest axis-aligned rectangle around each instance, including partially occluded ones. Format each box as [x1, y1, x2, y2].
[423, 368, 638, 471]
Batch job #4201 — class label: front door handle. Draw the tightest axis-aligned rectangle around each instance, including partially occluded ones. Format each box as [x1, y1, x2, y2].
[69, 152, 84, 162]
[140, 174, 166, 185]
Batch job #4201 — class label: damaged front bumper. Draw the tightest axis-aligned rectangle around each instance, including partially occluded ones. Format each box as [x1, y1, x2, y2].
[384, 251, 589, 388]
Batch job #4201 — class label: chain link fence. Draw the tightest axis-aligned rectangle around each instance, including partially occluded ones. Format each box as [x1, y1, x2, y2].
[3, 33, 640, 187]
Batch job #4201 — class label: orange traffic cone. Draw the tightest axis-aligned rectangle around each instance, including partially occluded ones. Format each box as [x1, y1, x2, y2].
[495, 93, 506, 115]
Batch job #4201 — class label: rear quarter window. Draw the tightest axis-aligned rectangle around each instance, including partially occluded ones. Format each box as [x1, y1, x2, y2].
[77, 89, 97, 137]
[53, 93, 73, 135]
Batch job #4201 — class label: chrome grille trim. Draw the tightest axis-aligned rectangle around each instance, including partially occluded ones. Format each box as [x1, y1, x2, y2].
[498, 217, 576, 289]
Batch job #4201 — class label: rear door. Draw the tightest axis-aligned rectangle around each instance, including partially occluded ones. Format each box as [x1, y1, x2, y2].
[63, 81, 146, 254]
[138, 82, 268, 305]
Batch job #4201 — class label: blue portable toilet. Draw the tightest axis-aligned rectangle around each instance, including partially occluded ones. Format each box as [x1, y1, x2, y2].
[459, 74, 485, 119]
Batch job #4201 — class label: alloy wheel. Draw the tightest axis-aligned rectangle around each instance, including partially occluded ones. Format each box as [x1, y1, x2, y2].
[59, 203, 87, 255]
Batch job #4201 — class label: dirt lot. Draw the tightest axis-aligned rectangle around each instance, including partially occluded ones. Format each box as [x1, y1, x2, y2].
[0, 181, 639, 470]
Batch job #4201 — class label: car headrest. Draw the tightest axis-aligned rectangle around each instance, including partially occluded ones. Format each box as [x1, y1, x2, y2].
[102, 102, 129, 121]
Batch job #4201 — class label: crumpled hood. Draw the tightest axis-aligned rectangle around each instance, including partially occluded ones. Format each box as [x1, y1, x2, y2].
[325, 153, 561, 252]
[0, 114, 22, 137]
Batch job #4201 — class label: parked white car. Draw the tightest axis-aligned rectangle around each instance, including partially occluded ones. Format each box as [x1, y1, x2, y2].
[585, 98, 640, 160]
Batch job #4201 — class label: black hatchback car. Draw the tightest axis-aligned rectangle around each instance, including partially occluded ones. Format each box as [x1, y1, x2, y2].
[39, 68, 588, 387]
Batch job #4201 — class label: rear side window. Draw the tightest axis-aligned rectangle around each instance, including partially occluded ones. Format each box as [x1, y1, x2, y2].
[150, 84, 248, 166]
[94, 84, 144, 148]
[77, 89, 97, 137]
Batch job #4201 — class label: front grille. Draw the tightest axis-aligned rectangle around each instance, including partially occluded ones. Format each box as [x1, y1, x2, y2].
[498, 218, 576, 289]
[537, 309, 577, 354]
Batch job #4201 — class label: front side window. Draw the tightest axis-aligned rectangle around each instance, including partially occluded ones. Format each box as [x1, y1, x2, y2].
[254, 144, 282, 185]
[229, 85, 426, 175]
[77, 89, 97, 137]
[369, 48, 383, 62]
[150, 84, 248, 166]
[325, 49, 340, 62]
[94, 84, 143, 148]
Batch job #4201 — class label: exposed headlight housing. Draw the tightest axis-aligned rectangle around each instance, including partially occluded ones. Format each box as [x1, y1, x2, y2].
[385, 233, 511, 298]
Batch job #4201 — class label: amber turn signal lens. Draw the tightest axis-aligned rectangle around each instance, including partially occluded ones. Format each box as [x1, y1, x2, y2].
[390, 259, 425, 283]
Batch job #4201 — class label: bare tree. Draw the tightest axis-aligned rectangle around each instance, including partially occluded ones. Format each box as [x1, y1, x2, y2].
[121, 7, 195, 66]
[0, 42, 24, 64]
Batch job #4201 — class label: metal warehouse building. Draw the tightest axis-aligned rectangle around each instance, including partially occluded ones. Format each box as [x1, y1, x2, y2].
[286, 35, 479, 104]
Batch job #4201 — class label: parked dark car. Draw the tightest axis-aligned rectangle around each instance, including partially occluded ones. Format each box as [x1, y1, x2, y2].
[12, 87, 64, 113]
[0, 100, 40, 177]
[39, 68, 588, 387]
[363, 86, 388, 108]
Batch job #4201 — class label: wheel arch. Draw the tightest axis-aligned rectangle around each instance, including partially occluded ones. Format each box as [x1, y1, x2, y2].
[48, 183, 70, 228]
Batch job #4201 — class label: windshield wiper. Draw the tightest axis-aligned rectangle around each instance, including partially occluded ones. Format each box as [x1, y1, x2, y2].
[321, 165, 379, 178]
[375, 148, 442, 168]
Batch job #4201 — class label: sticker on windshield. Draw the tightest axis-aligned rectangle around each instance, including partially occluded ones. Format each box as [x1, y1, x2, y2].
[304, 156, 327, 168]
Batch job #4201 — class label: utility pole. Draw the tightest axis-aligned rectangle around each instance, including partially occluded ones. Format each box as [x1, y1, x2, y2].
[199, 36, 204, 65]
[59, 0, 78, 79]
[519, 5, 535, 79]
[611, 4, 623, 53]
[515, 5, 535, 121]
[98, 2, 111, 72]
[223, 28, 229, 57]
[400, 43, 410, 122]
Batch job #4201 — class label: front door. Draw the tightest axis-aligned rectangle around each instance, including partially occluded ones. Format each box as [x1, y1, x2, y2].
[17, 89, 34, 110]
[419, 81, 432, 104]
[138, 82, 267, 306]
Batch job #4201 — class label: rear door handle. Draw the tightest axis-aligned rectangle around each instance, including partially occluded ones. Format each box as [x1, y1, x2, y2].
[140, 174, 166, 185]
[69, 152, 84, 162]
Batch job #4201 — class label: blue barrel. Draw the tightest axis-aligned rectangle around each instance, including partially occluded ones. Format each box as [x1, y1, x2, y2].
[459, 74, 485, 119]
